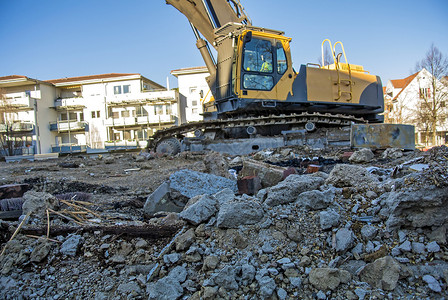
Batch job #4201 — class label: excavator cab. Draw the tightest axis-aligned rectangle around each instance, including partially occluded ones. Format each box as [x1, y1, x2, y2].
[235, 30, 295, 102]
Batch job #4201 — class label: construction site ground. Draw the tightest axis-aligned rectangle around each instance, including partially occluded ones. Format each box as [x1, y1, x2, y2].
[0, 145, 447, 299]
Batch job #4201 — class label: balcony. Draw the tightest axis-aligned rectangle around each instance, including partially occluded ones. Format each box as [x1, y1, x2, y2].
[54, 97, 86, 109]
[49, 120, 88, 132]
[105, 115, 176, 127]
[2, 95, 33, 110]
[106, 90, 177, 106]
[0, 122, 34, 133]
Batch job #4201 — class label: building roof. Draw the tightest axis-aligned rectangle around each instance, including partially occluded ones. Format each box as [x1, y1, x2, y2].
[45, 73, 166, 90]
[390, 72, 419, 89]
[0, 75, 51, 88]
[0, 75, 28, 81]
[171, 66, 209, 77]
[46, 73, 140, 85]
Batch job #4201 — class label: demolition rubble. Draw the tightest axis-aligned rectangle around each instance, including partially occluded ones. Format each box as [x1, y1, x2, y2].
[0, 145, 447, 299]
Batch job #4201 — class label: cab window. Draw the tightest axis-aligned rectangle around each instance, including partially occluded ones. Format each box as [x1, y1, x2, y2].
[243, 38, 273, 73]
[277, 43, 287, 74]
[242, 37, 274, 90]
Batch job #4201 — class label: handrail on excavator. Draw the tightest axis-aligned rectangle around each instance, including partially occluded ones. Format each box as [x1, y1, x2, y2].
[321, 39, 336, 68]
[333, 41, 349, 66]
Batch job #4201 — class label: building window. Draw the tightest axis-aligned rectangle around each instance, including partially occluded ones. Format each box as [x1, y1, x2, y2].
[112, 111, 119, 119]
[91, 111, 100, 118]
[154, 105, 164, 115]
[136, 106, 148, 117]
[136, 129, 148, 140]
[121, 110, 130, 118]
[114, 85, 131, 94]
[192, 108, 198, 114]
[60, 112, 77, 121]
[192, 100, 198, 107]
[189, 87, 197, 94]
[419, 87, 431, 99]
[166, 105, 172, 115]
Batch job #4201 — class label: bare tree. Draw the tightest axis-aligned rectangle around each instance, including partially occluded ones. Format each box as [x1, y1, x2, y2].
[317, 45, 334, 67]
[389, 90, 418, 124]
[414, 44, 448, 145]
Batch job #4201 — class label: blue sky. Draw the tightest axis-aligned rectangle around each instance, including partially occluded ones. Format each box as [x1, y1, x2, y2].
[1, 0, 447, 87]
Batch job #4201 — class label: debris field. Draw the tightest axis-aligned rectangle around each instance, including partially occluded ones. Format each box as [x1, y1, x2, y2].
[0, 145, 447, 300]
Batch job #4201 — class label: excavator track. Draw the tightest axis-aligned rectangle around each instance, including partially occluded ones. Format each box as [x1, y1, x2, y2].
[148, 112, 366, 151]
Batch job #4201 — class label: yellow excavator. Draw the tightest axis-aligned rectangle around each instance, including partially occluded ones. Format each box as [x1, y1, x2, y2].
[149, 0, 410, 155]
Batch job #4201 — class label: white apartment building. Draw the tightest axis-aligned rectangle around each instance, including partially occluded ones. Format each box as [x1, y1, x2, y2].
[384, 69, 448, 146]
[0, 73, 183, 156]
[0, 75, 57, 156]
[171, 67, 213, 122]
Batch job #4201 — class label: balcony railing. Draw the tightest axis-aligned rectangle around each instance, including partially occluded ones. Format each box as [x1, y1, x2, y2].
[2, 96, 33, 109]
[51, 144, 87, 153]
[49, 120, 88, 132]
[106, 90, 177, 105]
[0, 122, 34, 133]
[54, 97, 86, 108]
[0, 146, 35, 157]
[104, 115, 176, 127]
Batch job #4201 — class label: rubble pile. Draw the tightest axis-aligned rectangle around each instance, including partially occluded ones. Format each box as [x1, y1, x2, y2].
[0, 146, 447, 299]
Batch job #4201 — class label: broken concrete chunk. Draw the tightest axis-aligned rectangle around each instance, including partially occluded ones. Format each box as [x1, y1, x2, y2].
[216, 196, 264, 228]
[143, 181, 184, 217]
[22, 191, 57, 218]
[240, 158, 286, 188]
[381, 148, 403, 160]
[202, 255, 220, 272]
[320, 209, 340, 230]
[263, 175, 324, 207]
[335, 228, 355, 253]
[359, 256, 401, 291]
[257, 276, 277, 299]
[426, 241, 441, 253]
[169, 169, 237, 199]
[361, 225, 378, 241]
[175, 228, 196, 252]
[380, 186, 448, 231]
[213, 188, 235, 207]
[60, 234, 82, 257]
[422, 274, 442, 293]
[325, 164, 379, 190]
[212, 266, 238, 291]
[296, 188, 335, 210]
[148, 276, 183, 300]
[349, 148, 375, 163]
[178, 195, 218, 225]
[30, 240, 51, 263]
[203, 152, 233, 179]
[309, 268, 351, 290]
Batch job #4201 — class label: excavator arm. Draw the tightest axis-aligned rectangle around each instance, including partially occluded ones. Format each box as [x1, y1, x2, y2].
[166, 0, 251, 48]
